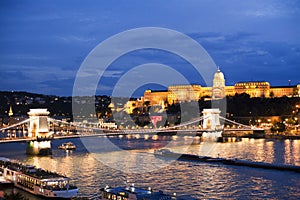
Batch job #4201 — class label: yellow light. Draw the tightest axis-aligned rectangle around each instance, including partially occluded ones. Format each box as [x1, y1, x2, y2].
[152, 135, 158, 140]
[135, 134, 140, 139]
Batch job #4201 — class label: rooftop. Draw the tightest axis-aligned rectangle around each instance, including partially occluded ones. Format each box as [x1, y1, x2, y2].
[0, 157, 68, 181]
[103, 185, 175, 200]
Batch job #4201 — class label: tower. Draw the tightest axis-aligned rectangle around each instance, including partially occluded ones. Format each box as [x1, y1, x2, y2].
[8, 105, 13, 117]
[202, 108, 222, 130]
[26, 108, 52, 155]
[27, 108, 51, 138]
[212, 66, 226, 99]
[202, 108, 223, 141]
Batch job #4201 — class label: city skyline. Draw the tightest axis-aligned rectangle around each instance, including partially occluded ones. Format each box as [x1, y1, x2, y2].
[1, 0, 300, 96]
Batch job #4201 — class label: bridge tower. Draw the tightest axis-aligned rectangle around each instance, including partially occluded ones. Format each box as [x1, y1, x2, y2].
[26, 109, 52, 155]
[202, 108, 223, 140]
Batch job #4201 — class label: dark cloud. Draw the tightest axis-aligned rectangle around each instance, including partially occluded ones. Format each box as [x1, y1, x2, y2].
[0, 0, 299, 96]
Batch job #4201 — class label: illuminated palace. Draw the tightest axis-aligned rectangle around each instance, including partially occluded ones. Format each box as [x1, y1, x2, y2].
[125, 68, 300, 113]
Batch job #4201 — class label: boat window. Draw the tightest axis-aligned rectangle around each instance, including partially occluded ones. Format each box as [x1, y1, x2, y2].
[102, 192, 108, 198]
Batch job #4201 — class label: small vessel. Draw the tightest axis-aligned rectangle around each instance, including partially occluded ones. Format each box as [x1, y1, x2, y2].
[0, 157, 78, 198]
[154, 148, 173, 155]
[100, 184, 177, 200]
[58, 142, 76, 150]
[154, 148, 202, 160]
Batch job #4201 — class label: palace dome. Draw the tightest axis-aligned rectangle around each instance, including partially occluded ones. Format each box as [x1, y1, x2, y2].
[213, 67, 225, 87]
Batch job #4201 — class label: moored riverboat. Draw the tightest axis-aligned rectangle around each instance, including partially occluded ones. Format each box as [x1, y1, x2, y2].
[154, 149, 300, 172]
[0, 157, 78, 198]
[100, 184, 177, 200]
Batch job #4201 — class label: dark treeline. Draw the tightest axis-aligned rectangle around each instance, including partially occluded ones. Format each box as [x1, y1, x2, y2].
[226, 93, 299, 117]
[0, 91, 299, 126]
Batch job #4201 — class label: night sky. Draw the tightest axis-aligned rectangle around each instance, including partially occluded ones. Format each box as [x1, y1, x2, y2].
[0, 0, 300, 96]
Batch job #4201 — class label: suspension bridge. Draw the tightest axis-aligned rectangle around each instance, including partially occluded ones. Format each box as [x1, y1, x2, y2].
[0, 108, 264, 155]
[0, 108, 263, 143]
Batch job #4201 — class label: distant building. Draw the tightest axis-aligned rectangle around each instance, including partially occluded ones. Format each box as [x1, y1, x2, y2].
[98, 118, 117, 129]
[168, 85, 201, 103]
[125, 68, 299, 111]
[144, 89, 168, 106]
[8, 105, 13, 117]
[270, 86, 295, 97]
[212, 67, 226, 99]
[233, 81, 270, 98]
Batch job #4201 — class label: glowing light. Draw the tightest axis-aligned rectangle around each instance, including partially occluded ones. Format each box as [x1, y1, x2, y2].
[152, 135, 158, 140]
[135, 134, 140, 139]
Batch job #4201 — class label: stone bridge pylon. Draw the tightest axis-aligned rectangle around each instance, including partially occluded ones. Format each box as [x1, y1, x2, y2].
[26, 109, 52, 155]
[202, 108, 223, 140]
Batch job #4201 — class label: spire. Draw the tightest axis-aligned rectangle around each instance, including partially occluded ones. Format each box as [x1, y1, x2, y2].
[217, 66, 220, 72]
[8, 105, 13, 117]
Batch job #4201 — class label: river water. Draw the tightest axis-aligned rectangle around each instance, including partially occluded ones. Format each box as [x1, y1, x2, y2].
[1, 135, 300, 199]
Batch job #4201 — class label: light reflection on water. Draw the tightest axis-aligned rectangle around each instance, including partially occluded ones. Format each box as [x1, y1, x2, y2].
[0, 136, 300, 199]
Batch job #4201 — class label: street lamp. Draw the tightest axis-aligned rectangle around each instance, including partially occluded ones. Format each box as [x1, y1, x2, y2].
[258, 119, 261, 127]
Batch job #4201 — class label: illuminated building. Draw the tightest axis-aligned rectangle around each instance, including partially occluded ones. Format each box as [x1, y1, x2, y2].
[270, 86, 296, 97]
[144, 89, 168, 106]
[201, 86, 212, 97]
[8, 105, 13, 117]
[212, 67, 226, 99]
[126, 68, 299, 111]
[224, 86, 236, 96]
[168, 85, 201, 103]
[234, 81, 270, 98]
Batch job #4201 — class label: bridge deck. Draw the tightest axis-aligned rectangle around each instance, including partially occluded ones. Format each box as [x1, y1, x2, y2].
[0, 128, 264, 143]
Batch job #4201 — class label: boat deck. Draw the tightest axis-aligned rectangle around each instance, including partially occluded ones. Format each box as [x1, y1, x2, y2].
[0, 158, 68, 180]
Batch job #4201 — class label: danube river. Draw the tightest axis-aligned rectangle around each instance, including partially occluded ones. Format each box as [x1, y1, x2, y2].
[1, 135, 300, 199]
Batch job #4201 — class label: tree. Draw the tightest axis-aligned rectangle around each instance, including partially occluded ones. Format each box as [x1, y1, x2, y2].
[271, 122, 286, 133]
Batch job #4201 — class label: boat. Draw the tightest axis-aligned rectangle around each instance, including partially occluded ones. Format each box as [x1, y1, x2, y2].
[58, 142, 76, 150]
[154, 148, 173, 155]
[100, 184, 177, 200]
[0, 157, 78, 198]
[154, 149, 300, 172]
[154, 149, 213, 161]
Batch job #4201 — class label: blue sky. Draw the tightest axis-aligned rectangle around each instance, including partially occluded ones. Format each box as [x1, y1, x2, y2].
[0, 0, 300, 96]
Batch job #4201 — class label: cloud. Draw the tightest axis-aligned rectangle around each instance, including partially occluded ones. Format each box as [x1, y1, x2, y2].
[1, 0, 299, 96]
[57, 35, 96, 43]
[234, 1, 299, 18]
[0, 64, 76, 82]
